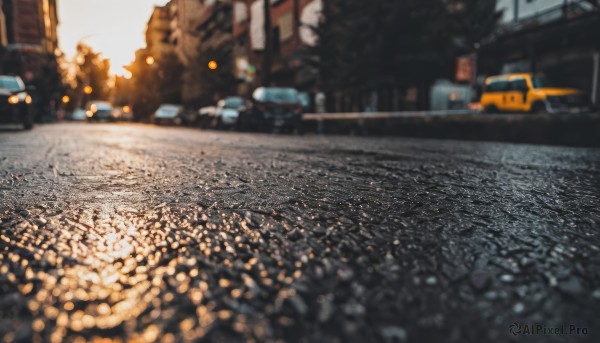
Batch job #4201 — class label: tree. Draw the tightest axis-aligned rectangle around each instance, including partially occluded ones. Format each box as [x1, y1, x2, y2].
[186, 44, 236, 107]
[450, 0, 502, 51]
[313, 0, 500, 111]
[127, 50, 184, 120]
[155, 51, 184, 105]
[75, 43, 111, 102]
[261, 0, 273, 86]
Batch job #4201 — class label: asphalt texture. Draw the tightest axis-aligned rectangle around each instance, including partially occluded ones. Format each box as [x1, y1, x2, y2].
[0, 123, 599, 343]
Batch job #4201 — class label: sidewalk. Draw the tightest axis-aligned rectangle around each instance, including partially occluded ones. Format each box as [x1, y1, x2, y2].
[302, 112, 600, 147]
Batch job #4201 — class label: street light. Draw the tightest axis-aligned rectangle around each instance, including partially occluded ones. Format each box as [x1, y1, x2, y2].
[124, 71, 133, 80]
[146, 56, 155, 65]
[62, 95, 70, 104]
[84, 86, 93, 95]
[208, 60, 218, 70]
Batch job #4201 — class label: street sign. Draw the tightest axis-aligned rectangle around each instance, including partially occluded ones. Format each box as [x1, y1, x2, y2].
[456, 54, 477, 84]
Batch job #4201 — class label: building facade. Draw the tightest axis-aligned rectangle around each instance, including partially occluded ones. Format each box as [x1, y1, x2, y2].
[481, 0, 600, 105]
[169, 0, 207, 65]
[1, 0, 59, 77]
[146, 4, 174, 60]
[0, 0, 60, 121]
[233, 0, 321, 95]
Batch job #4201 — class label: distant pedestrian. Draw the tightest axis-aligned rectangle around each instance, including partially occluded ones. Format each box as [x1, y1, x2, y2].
[315, 92, 326, 113]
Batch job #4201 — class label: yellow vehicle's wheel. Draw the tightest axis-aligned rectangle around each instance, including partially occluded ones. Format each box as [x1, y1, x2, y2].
[532, 102, 549, 115]
[484, 105, 499, 114]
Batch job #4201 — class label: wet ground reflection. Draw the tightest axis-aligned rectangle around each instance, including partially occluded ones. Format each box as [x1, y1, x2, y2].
[1, 207, 311, 342]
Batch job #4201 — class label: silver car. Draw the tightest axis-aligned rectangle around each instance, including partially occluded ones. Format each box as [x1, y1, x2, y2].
[153, 104, 185, 125]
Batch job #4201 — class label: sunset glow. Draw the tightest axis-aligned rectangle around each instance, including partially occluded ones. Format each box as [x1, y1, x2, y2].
[58, 0, 170, 76]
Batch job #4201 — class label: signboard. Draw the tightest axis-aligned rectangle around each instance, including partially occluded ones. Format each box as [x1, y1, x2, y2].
[456, 54, 477, 84]
[250, 1, 265, 50]
[300, 0, 322, 47]
[279, 12, 294, 42]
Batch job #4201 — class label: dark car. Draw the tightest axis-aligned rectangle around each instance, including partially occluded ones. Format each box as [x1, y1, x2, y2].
[237, 87, 303, 133]
[213, 96, 246, 129]
[152, 104, 185, 125]
[85, 101, 115, 122]
[0, 75, 34, 130]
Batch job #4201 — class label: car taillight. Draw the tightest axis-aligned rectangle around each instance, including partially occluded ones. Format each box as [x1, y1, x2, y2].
[293, 104, 303, 113]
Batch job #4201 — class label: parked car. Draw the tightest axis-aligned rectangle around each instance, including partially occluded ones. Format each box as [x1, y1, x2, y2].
[67, 108, 87, 121]
[198, 106, 217, 129]
[85, 101, 115, 122]
[153, 104, 185, 125]
[112, 106, 134, 122]
[214, 96, 246, 129]
[480, 73, 592, 114]
[298, 91, 312, 113]
[237, 87, 304, 132]
[0, 75, 34, 130]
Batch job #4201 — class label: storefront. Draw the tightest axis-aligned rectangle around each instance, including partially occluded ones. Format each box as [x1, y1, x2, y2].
[479, 4, 600, 105]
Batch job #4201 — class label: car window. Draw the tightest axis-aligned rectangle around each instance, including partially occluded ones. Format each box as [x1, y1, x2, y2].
[531, 76, 552, 89]
[0, 77, 25, 92]
[159, 105, 180, 111]
[224, 97, 244, 109]
[485, 80, 509, 93]
[254, 88, 299, 104]
[510, 79, 529, 91]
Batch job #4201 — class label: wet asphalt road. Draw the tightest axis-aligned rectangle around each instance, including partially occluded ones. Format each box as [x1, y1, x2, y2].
[1, 123, 599, 343]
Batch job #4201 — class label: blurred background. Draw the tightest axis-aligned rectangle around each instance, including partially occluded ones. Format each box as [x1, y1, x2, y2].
[0, 0, 598, 124]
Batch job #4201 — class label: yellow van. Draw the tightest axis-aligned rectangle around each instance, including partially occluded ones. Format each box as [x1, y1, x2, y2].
[480, 73, 590, 114]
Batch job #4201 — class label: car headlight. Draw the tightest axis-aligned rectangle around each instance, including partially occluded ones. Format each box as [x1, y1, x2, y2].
[8, 95, 19, 104]
[25, 95, 32, 104]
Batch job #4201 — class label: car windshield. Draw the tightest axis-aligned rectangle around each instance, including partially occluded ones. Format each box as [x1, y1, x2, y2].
[158, 106, 179, 114]
[0, 77, 24, 92]
[259, 88, 299, 104]
[531, 76, 554, 89]
[224, 97, 244, 109]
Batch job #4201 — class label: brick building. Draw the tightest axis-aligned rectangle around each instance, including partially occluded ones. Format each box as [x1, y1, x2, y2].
[0, 0, 60, 121]
[233, 0, 321, 95]
[1, 0, 59, 78]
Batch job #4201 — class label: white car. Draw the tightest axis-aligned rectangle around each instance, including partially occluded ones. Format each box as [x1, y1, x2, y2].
[153, 104, 184, 125]
[69, 108, 87, 121]
[213, 97, 246, 129]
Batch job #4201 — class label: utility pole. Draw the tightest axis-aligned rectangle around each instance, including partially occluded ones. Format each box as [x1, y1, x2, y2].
[293, 0, 300, 44]
[261, 0, 272, 86]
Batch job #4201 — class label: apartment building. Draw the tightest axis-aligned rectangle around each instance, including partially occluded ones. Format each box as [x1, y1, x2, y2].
[232, 0, 321, 94]
[1, 0, 59, 77]
[146, 4, 174, 60]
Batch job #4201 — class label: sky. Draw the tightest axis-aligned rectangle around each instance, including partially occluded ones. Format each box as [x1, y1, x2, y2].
[58, 0, 170, 76]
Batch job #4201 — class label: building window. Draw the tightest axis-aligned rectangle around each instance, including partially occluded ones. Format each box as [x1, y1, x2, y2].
[234, 2, 248, 23]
